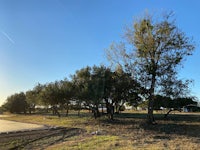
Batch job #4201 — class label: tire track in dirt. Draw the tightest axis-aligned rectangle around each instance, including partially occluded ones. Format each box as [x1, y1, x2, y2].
[0, 127, 85, 150]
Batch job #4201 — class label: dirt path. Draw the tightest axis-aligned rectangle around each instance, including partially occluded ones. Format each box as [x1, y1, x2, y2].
[0, 120, 47, 133]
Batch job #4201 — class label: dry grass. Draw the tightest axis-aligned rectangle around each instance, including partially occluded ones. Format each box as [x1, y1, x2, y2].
[1, 111, 200, 150]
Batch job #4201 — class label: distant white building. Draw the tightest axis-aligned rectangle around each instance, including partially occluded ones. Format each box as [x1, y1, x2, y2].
[198, 102, 200, 107]
[124, 103, 133, 110]
[183, 104, 200, 112]
[182, 106, 188, 112]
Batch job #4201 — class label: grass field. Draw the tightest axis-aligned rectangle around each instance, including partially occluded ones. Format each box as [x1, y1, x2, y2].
[0, 111, 200, 150]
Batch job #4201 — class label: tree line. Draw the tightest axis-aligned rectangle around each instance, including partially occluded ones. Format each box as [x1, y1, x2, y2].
[1, 65, 197, 119]
[1, 65, 142, 119]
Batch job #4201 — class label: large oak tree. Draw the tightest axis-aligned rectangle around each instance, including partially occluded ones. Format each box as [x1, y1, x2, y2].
[106, 12, 195, 124]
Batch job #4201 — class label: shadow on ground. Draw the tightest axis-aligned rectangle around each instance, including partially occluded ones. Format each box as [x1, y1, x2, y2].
[102, 112, 200, 141]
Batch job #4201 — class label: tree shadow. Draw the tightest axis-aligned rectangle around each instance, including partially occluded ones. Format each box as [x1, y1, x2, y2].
[157, 113, 200, 122]
[140, 113, 200, 143]
[140, 121, 200, 143]
[101, 112, 200, 142]
[114, 113, 148, 119]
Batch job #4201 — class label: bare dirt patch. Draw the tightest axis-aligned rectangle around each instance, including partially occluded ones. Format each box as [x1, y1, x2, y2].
[0, 127, 85, 150]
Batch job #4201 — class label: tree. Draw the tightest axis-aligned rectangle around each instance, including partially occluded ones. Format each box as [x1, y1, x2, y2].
[153, 95, 172, 110]
[26, 83, 45, 104]
[106, 12, 195, 124]
[89, 66, 107, 118]
[71, 66, 108, 118]
[39, 82, 62, 116]
[26, 84, 44, 114]
[59, 79, 74, 116]
[3, 92, 27, 114]
[164, 96, 198, 118]
[71, 66, 92, 116]
[26, 90, 37, 114]
[106, 65, 141, 115]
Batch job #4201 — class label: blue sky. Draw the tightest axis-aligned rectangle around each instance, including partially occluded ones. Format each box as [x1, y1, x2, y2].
[0, 0, 200, 105]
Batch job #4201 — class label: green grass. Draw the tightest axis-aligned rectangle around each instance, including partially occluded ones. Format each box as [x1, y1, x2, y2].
[1, 111, 200, 149]
[48, 135, 119, 150]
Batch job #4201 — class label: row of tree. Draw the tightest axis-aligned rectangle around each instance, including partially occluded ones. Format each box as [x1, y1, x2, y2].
[2, 64, 197, 119]
[1, 65, 142, 119]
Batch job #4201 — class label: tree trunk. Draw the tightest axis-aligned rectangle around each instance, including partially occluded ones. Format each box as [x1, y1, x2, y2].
[147, 98, 155, 124]
[164, 108, 181, 119]
[115, 102, 120, 114]
[92, 106, 100, 119]
[65, 103, 69, 117]
[147, 70, 156, 124]
[66, 108, 69, 117]
[110, 105, 114, 120]
[29, 107, 32, 114]
[77, 102, 81, 116]
[104, 99, 114, 120]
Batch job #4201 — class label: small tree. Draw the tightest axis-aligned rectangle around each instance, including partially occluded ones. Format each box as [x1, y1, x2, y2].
[59, 80, 74, 116]
[26, 90, 36, 114]
[106, 12, 195, 124]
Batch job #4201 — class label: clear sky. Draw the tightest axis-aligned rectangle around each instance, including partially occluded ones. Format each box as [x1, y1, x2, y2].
[0, 0, 200, 105]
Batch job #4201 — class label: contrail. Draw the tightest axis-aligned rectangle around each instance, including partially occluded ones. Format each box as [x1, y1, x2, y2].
[1, 31, 15, 44]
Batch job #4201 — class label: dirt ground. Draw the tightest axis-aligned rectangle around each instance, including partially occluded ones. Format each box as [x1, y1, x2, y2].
[0, 127, 84, 150]
[0, 112, 199, 149]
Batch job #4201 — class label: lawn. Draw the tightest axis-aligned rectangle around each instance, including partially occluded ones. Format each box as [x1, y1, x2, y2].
[0, 111, 200, 150]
